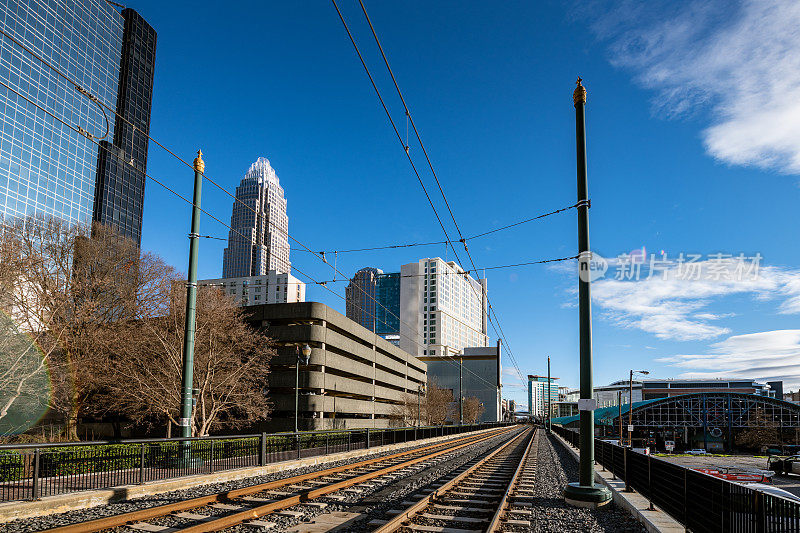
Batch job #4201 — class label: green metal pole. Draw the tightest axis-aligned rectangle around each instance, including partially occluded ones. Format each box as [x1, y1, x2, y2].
[564, 78, 611, 507]
[179, 150, 204, 439]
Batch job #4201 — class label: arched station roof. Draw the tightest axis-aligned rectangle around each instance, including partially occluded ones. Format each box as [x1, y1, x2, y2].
[552, 392, 800, 429]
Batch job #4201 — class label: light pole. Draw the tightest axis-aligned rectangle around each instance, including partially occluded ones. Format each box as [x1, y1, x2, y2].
[628, 369, 649, 446]
[295, 343, 312, 433]
[417, 384, 426, 427]
[563, 78, 611, 508]
[179, 150, 204, 440]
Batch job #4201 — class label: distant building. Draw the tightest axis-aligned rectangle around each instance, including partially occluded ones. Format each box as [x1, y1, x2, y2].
[222, 158, 290, 277]
[199, 272, 304, 306]
[420, 344, 502, 423]
[554, 401, 578, 418]
[528, 375, 559, 418]
[768, 381, 784, 400]
[564, 380, 643, 407]
[0, 1, 156, 243]
[399, 258, 488, 358]
[345, 268, 400, 342]
[244, 302, 426, 431]
[640, 378, 776, 400]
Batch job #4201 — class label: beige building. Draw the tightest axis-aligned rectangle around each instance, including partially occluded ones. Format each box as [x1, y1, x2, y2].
[246, 302, 427, 431]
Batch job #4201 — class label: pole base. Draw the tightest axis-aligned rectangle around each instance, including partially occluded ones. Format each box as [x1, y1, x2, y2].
[563, 482, 612, 508]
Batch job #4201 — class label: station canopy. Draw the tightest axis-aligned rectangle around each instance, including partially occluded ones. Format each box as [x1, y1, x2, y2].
[551, 392, 800, 429]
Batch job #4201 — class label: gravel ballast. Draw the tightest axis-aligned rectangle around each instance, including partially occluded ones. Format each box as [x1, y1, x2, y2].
[1, 429, 517, 533]
[531, 432, 647, 532]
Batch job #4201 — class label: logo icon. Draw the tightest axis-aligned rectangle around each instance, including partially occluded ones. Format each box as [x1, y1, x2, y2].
[578, 251, 608, 282]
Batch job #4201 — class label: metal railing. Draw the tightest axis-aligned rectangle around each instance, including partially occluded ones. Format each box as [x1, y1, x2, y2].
[552, 425, 800, 532]
[0, 422, 511, 503]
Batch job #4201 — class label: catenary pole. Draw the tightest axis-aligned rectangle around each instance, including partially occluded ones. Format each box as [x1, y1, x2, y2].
[179, 150, 204, 439]
[563, 79, 611, 507]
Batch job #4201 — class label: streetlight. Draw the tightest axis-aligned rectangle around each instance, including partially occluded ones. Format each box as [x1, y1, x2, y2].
[417, 384, 426, 427]
[628, 370, 649, 446]
[295, 343, 312, 434]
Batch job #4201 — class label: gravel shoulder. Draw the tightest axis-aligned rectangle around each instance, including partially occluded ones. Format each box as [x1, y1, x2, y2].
[531, 432, 646, 532]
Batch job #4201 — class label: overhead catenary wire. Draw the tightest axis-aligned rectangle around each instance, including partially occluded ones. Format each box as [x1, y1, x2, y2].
[336, 0, 529, 388]
[0, 16, 545, 393]
[0, 63, 505, 397]
[1, 75, 501, 393]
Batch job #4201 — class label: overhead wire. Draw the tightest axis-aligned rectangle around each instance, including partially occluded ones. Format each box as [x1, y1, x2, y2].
[0, 73, 501, 392]
[0, 13, 561, 393]
[337, 0, 529, 388]
[356, 0, 542, 388]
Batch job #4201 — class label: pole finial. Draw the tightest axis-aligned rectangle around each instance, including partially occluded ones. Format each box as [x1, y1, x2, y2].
[194, 149, 205, 173]
[573, 77, 586, 106]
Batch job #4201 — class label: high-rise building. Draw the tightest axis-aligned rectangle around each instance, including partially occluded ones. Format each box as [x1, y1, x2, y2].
[345, 267, 400, 341]
[528, 375, 559, 418]
[198, 272, 305, 306]
[93, 9, 156, 245]
[222, 158, 290, 277]
[0, 1, 156, 240]
[399, 258, 488, 358]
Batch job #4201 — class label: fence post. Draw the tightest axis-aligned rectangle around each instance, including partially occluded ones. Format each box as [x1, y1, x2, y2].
[683, 467, 688, 526]
[647, 455, 655, 510]
[366, 429, 370, 449]
[260, 432, 267, 466]
[325, 433, 329, 455]
[611, 445, 617, 480]
[209, 440, 215, 473]
[139, 443, 146, 484]
[624, 446, 631, 492]
[755, 490, 765, 533]
[296, 434, 301, 459]
[31, 448, 41, 500]
[347, 431, 351, 452]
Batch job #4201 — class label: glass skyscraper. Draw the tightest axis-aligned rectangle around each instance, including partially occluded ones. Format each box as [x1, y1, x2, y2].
[346, 267, 400, 339]
[0, 1, 156, 244]
[222, 157, 291, 277]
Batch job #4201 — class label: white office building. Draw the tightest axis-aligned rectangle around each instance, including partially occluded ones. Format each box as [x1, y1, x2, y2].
[399, 258, 488, 357]
[222, 158, 291, 277]
[199, 272, 305, 306]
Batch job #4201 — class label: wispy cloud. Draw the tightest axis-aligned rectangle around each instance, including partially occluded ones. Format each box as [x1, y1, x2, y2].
[589, 0, 800, 174]
[658, 329, 800, 390]
[591, 259, 800, 341]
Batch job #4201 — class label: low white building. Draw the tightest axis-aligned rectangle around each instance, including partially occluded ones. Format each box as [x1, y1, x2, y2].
[199, 272, 305, 306]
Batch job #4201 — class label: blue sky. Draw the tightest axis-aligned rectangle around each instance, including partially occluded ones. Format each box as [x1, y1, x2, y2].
[132, 1, 800, 408]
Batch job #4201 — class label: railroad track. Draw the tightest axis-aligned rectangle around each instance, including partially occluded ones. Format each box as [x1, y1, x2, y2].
[40, 426, 519, 533]
[373, 427, 538, 532]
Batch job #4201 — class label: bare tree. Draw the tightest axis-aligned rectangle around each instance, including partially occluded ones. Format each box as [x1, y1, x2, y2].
[424, 379, 453, 425]
[97, 285, 274, 436]
[462, 396, 485, 424]
[735, 407, 780, 451]
[0, 217, 175, 439]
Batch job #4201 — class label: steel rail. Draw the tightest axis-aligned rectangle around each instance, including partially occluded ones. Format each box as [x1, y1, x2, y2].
[40, 426, 517, 533]
[178, 427, 520, 533]
[486, 428, 537, 532]
[373, 427, 532, 533]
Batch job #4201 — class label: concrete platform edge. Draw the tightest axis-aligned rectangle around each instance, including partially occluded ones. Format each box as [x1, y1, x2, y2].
[550, 432, 684, 533]
[0, 427, 499, 523]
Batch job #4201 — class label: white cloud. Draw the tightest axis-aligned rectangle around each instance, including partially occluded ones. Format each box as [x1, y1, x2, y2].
[658, 329, 800, 390]
[591, 0, 800, 174]
[591, 259, 800, 341]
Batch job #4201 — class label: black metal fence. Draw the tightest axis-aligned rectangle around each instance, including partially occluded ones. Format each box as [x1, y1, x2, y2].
[552, 425, 800, 532]
[0, 422, 510, 503]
